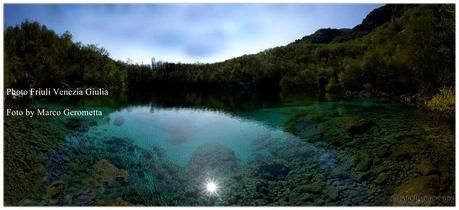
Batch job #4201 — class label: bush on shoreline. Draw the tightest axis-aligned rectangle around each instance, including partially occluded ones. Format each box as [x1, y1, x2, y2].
[426, 87, 455, 121]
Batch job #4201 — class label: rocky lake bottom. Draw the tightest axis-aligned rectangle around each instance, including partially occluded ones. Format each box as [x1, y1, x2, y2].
[6, 93, 455, 206]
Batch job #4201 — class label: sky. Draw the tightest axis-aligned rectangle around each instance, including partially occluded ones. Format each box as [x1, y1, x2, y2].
[5, 4, 381, 64]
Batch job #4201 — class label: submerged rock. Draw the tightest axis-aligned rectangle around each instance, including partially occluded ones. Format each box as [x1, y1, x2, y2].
[256, 162, 290, 181]
[85, 159, 128, 191]
[324, 187, 339, 201]
[389, 148, 412, 161]
[46, 180, 65, 199]
[64, 117, 97, 132]
[392, 175, 440, 206]
[347, 119, 375, 136]
[187, 143, 238, 179]
[45, 149, 69, 185]
[356, 158, 371, 172]
[417, 160, 438, 176]
[106, 197, 134, 206]
[319, 153, 336, 169]
[355, 171, 371, 181]
[63, 189, 96, 206]
[104, 137, 133, 153]
[374, 172, 389, 185]
[104, 137, 132, 146]
[113, 117, 125, 126]
[298, 183, 322, 194]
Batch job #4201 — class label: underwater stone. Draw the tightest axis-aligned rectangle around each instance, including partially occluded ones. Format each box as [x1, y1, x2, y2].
[104, 137, 134, 154]
[106, 197, 134, 206]
[324, 187, 338, 201]
[65, 189, 96, 206]
[332, 169, 348, 179]
[104, 137, 132, 147]
[328, 111, 340, 117]
[331, 137, 344, 146]
[113, 117, 125, 126]
[347, 119, 375, 136]
[294, 120, 312, 133]
[17, 199, 48, 206]
[301, 193, 314, 202]
[45, 150, 68, 185]
[355, 171, 371, 181]
[417, 160, 438, 176]
[374, 172, 389, 185]
[389, 148, 412, 161]
[142, 151, 153, 160]
[85, 159, 128, 190]
[187, 143, 237, 180]
[356, 158, 371, 171]
[150, 146, 167, 158]
[64, 117, 97, 132]
[392, 175, 440, 206]
[299, 184, 322, 194]
[319, 153, 336, 169]
[371, 164, 388, 176]
[257, 162, 290, 180]
[46, 180, 65, 199]
[315, 198, 326, 205]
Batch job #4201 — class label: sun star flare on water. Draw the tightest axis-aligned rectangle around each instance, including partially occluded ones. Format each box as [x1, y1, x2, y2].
[204, 179, 219, 197]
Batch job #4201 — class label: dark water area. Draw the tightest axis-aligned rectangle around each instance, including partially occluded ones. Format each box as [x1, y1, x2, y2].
[28, 91, 454, 206]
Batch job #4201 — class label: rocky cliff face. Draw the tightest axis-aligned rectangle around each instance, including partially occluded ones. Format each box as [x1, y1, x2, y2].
[295, 4, 417, 44]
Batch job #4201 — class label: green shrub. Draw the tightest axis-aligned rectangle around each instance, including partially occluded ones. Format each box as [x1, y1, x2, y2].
[426, 87, 455, 115]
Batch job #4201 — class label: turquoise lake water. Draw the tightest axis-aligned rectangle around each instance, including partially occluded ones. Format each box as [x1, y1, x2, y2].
[32, 92, 454, 206]
[98, 106, 289, 165]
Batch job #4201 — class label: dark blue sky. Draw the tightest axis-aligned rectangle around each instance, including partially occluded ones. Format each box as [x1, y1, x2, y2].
[5, 4, 381, 63]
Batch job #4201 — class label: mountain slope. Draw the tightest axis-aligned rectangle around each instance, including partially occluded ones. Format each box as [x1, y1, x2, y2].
[138, 4, 454, 97]
[293, 4, 416, 44]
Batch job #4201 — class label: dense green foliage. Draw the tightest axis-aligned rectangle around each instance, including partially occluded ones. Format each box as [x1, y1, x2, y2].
[4, 5, 455, 97]
[5, 21, 126, 89]
[134, 4, 454, 96]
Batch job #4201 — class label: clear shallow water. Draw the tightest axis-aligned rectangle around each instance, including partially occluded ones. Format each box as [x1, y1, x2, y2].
[97, 106, 291, 165]
[33, 92, 454, 206]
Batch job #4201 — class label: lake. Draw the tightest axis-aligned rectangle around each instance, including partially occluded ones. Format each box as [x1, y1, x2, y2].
[32, 92, 454, 206]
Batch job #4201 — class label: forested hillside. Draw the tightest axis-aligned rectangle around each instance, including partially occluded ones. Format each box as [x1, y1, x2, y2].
[5, 4, 455, 98]
[132, 4, 454, 97]
[5, 22, 127, 89]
